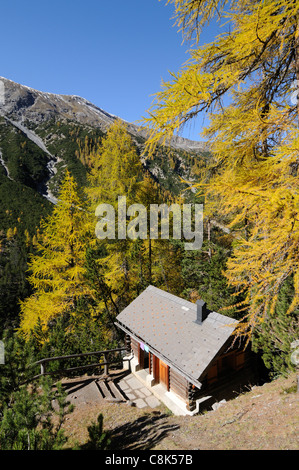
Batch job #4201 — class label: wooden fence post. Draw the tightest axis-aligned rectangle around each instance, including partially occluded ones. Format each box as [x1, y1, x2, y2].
[104, 353, 108, 375]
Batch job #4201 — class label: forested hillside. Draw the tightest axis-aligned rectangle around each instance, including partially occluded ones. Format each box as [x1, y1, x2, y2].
[0, 78, 210, 334]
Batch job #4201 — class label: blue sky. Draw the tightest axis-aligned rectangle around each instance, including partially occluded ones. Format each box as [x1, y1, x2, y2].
[1, 0, 221, 141]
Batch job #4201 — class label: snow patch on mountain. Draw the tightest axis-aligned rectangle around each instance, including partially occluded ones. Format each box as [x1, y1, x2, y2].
[3, 116, 52, 156]
[0, 149, 12, 180]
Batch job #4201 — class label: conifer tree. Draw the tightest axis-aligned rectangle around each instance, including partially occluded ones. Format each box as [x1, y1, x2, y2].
[0, 331, 73, 450]
[0, 229, 32, 332]
[87, 120, 189, 310]
[0, 379, 72, 450]
[87, 118, 143, 208]
[252, 278, 298, 376]
[144, 0, 299, 339]
[87, 119, 144, 309]
[134, 172, 175, 289]
[19, 170, 94, 339]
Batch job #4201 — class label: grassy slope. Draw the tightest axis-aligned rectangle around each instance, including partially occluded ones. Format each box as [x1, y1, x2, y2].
[62, 372, 298, 450]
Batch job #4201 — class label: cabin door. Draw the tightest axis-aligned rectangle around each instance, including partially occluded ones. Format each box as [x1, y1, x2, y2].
[159, 360, 169, 390]
[153, 355, 169, 390]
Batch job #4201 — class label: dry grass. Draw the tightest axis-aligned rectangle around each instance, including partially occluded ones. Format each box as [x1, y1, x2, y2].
[61, 372, 298, 450]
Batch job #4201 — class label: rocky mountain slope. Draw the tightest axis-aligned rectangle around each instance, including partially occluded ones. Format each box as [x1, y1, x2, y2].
[0, 76, 117, 131]
[0, 76, 207, 152]
[0, 76, 209, 209]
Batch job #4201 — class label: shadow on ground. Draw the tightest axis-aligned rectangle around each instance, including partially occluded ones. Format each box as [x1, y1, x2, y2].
[109, 412, 180, 450]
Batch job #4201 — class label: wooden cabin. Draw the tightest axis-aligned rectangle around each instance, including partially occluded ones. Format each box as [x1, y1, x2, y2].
[115, 285, 258, 415]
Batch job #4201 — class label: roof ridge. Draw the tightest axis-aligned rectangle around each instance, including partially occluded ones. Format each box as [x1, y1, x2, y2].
[146, 285, 196, 310]
[146, 286, 238, 324]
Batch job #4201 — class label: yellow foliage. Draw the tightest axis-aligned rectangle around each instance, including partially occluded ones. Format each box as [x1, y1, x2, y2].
[144, 0, 299, 338]
[19, 170, 95, 339]
[87, 119, 143, 209]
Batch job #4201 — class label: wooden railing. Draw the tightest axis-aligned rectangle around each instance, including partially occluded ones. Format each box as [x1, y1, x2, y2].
[29, 347, 128, 380]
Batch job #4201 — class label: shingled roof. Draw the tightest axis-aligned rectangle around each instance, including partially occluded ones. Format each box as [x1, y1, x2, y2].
[115, 285, 238, 387]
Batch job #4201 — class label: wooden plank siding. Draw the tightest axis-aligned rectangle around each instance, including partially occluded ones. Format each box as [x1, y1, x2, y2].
[205, 346, 251, 385]
[169, 367, 189, 402]
[192, 347, 257, 404]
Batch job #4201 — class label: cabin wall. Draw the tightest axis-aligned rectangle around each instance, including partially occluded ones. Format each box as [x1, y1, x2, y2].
[192, 346, 259, 407]
[205, 346, 253, 386]
[149, 350, 153, 374]
[169, 368, 189, 403]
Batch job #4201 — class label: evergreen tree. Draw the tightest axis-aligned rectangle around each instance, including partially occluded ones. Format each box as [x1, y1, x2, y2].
[0, 230, 33, 332]
[0, 330, 73, 450]
[83, 413, 111, 450]
[181, 240, 242, 314]
[252, 279, 298, 377]
[0, 379, 72, 450]
[0, 330, 32, 405]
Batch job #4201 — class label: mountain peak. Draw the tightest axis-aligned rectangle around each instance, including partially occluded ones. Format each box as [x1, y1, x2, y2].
[0, 76, 207, 153]
[0, 76, 117, 131]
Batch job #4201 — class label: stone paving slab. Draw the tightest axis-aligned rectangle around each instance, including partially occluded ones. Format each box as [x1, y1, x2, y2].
[141, 387, 152, 397]
[125, 376, 144, 389]
[134, 398, 148, 409]
[61, 379, 103, 405]
[118, 373, 161, 409]
[145, 395, 161, 408]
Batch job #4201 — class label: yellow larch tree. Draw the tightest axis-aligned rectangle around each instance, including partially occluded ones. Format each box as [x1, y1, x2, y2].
[19, 170, 94, 339]
[86, 119, 144, 310]
[87, 118, 143, 208]
[143, 0, 299, 340]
